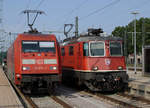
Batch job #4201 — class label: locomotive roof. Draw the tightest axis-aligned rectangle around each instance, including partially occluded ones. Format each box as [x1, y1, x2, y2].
[18, 33, 56, 37]
[16, 33, 57, 41]
[21, 32, 53, 36]
[62, 35, 122, 45]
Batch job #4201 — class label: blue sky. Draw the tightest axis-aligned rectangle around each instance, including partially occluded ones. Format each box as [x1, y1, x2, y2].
[3, 0, 150, 39]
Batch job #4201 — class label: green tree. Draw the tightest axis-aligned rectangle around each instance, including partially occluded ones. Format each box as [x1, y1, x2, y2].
[112, 17, 150, 55]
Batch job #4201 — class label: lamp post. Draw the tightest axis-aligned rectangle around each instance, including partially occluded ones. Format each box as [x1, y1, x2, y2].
[131, 11, 139, 74]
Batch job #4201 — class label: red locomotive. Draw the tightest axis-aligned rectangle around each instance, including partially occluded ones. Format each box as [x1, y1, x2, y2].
[7, 33, 61, 92]
[61, 28, 128, 91]
[6, 10, 61, 93]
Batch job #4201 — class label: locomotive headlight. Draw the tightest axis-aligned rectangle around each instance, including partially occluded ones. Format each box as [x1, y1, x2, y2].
[118, 66, 123, 70]
[92, 66, 98, 71]
[16, 74, 21, 78]
[22, 66, 30, 70]
[53, 66, 57, 70]
[50, 66, 57, 70]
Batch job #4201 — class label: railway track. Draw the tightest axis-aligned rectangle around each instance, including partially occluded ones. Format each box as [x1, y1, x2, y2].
[60, 85, 150, 108]
[11, 80, 72, 108]
[117, 92, 150, 104]
[51, 95, 72, 108]
[81, 91, 150, 108]
[24, 95, 38, 108]
[18, 90, 71, 108]
[56, 85, 116, 108]
[11, 80, 150, 108]
[27, 93, 72, 108]
[26, 95, 72, 108]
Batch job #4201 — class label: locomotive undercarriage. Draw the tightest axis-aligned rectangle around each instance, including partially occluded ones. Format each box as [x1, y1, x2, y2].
[80, 71, 128, 91]
[20, 74, 60, 94]
[62, 69, 128, 92]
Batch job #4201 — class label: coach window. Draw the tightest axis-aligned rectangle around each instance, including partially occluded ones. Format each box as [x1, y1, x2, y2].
[83, 43, 89, 56]
[69, 46, 74, 56]
[61, 48, 65, 56]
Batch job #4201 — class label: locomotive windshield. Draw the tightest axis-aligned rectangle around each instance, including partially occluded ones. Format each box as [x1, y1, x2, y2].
[39, 42, 55, 52]
[22, 41, 55, 53]
[110, 41, 122, 56]
[90, 42, 104, 56]
[22, 41, 39, 52]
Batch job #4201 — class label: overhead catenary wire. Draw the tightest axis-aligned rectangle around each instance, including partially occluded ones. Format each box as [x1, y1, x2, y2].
[12, 0, 32, 33]
[103, 0, 150, 34]
[80, 0, 121, 20]
[26, 0, 31, 9]
[58, 0, 121, 36]
[78, 0, 121, 34]
[57, 0, 89, 31]
[128, 0, 150, 11]
[6, 0, 46, 47]
[35, 0, 46, 10]
[63, 0, 89, 23]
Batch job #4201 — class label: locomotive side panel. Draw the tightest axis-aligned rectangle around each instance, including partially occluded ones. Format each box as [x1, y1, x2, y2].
[57, 43, 62, 75]
[14, 37, 22, 85]
[76, 43, 83, 70]
[61, 45, 74, 69]
[62, 43, 83, 70]
[7, 44, 15, 83]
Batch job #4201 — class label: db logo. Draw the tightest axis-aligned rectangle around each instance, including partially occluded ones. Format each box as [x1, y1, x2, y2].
[36, 59, 43, 64]
[105, 59, 111, 65]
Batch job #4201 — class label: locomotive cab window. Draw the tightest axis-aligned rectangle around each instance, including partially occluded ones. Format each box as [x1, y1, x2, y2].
[22, 41, 39, 52]
[90, 42, 104, 56]
[22, 41, 55, 53]
[110, 41, 122, 56]
[69, 46, 74, 56]
[39, 42, 55, 53]
[83, 43, 89, 56]
[61, 48, 65, 56]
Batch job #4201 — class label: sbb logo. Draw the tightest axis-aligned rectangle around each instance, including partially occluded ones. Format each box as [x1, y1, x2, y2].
[105, 59, 111, 65]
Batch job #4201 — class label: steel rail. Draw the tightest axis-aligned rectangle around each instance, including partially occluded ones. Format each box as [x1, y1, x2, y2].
[24, 95, 39, 108]
[47, 84, 72, 108]
[81, 91, 139, 108]
[95, 93, 139, 108]
[11, 82, 38, 108]
[6, 73, 32, 108]
[117, 92, 150, 104]
[50, 95, 72, 108]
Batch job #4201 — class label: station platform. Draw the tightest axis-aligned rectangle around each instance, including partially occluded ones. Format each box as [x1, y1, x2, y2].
[0, 68, 23, 108]
[127, 69, 150, 99]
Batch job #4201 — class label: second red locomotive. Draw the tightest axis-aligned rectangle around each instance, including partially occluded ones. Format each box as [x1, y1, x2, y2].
[61, 28, 128, 91]
[7, 32, 61, 93]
